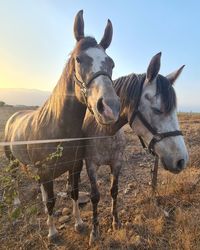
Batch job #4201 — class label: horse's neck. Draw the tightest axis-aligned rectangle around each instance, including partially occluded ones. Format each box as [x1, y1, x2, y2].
[37, 73, 86, 137]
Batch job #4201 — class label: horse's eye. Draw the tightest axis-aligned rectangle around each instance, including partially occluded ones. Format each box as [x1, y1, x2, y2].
[76, 56, 81, 63]
[152, 107, 163, 115]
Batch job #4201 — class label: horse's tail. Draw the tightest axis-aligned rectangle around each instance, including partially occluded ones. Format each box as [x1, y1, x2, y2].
[4, 111, 20, 162]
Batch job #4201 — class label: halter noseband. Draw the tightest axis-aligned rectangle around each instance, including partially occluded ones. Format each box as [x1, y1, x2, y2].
[74, 71, 113, 114]
[128, 78, 183, 191]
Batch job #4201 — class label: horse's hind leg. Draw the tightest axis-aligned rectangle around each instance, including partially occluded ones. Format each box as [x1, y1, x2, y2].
[86, 161, 100, 246]
[41, 181, 58, 239]
[69, 161, 85, 232]
[110, 162, 122, 230]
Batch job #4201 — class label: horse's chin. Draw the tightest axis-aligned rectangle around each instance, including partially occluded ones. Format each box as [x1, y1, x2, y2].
[161, 158, 182, 174]
[93, 112, 116, 126]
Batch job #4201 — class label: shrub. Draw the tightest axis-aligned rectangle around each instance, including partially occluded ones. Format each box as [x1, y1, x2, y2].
[0, 101, 5, 107]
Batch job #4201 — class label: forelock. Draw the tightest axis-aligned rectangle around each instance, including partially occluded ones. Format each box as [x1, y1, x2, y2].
[156, 74, 177, 113]
[75, 36, 98, 52]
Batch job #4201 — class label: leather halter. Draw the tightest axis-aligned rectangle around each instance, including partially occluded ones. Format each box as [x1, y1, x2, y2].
[128, 78, 183, 191]
[74, 71, 113, 114]
[128, 78, 182, 156]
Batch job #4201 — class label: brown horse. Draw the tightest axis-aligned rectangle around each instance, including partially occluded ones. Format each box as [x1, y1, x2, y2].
[82, 52, 189, 245]
[4, 10, 120, 239]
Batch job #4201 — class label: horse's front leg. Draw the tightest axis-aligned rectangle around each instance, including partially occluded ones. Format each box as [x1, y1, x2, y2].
[86, 160, 100, 246]
[69, 161, 85, 232]
[110, 162, 122, 230]
[41, 181, 58, 240]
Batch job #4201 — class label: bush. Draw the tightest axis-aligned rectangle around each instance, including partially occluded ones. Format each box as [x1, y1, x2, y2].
[0, 101, 5, 107]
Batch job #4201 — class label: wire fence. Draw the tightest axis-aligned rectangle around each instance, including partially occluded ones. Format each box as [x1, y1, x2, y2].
[0, 110, 199, 250]
[0, 134, 198, 195]
[0, 126, 199, 244]
[0, 137, 154, 210]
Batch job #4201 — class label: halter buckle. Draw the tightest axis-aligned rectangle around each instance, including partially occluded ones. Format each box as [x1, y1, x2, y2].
[81, 87, 87, 94]
[154, 133, 163, 141]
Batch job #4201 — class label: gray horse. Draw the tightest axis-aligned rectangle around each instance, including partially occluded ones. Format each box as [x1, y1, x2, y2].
[82, 52, 189, 245]
[4, 10, 120, 239]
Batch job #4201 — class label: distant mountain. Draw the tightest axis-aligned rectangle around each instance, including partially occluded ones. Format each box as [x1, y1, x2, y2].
[0, 88, 199, 112]
[0, 88, 51, 106]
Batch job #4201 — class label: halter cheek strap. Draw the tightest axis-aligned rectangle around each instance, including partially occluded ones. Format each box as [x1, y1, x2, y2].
[74, 71, 113, 114]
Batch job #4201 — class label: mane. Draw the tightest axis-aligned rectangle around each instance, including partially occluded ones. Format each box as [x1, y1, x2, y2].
[36, 36, 98, 127]
[114, 73, 177, 115]
[114, 73, 146, 111]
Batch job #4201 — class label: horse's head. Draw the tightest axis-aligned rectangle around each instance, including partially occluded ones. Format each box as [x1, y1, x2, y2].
[131, 53, 189, 174]
[72, 10, 120, 125]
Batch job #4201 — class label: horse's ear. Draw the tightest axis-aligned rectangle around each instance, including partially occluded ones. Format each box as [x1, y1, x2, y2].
[74, 10, 84, 42]
[166, 65, 185, 85]
[99, 19, 113, 50]
[146, 52, 161, 83]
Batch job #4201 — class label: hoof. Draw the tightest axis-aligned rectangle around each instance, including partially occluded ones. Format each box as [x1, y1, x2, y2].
[89, 229, 99, 246]
[112, 221, 121, 231]
[75, 222, 87, 233]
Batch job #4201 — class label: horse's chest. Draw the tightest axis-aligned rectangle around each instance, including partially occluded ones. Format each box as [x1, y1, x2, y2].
[85, 131, 125, 166]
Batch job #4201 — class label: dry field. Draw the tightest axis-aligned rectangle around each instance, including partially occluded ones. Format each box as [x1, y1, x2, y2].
[0, 106, 200, 250]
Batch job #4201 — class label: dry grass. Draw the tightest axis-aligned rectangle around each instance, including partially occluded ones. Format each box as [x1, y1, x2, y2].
[0, 108, 200, 249]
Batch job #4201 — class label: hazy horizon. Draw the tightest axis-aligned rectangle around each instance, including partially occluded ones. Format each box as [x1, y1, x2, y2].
[0, 87, 199, 112]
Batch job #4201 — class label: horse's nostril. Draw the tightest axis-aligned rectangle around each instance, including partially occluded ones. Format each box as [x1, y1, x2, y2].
[177, 159, 185, 170]
[97, 98, 104, 114]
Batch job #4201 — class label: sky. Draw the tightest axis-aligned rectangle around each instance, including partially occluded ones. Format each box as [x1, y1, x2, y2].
[0, 0, 199, 111]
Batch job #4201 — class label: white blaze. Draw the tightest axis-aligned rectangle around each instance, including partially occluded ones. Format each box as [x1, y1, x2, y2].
[85, 47, 107, 73]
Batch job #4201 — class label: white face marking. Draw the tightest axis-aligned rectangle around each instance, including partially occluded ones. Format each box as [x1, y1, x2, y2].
[72, 200, 83, 227]
[85, 47, 107, 73]
[47, 215, 58, 238]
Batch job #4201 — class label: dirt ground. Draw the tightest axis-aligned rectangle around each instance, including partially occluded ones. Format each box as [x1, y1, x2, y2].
[0, 106, 200, 250]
